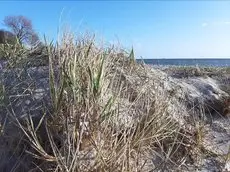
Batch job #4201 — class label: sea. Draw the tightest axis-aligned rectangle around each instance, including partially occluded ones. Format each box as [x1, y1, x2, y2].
[136, 58, 230, 67]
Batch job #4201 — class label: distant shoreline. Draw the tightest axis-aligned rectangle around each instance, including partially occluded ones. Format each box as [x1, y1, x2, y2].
[136, 58, 230, 67]
[136, 58, 230, 60]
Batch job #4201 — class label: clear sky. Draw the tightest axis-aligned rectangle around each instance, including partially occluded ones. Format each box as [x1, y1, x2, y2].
[0, 1, 230, 58]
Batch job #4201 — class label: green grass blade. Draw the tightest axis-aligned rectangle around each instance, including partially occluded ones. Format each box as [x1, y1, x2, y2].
[129, 47, 135, 63]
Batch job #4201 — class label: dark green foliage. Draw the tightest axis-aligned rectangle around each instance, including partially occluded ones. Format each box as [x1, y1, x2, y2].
[0, 30, 17, 45]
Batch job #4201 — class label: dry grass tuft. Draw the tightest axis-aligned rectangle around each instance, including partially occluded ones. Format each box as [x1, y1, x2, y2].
[0, 31, 196, 171]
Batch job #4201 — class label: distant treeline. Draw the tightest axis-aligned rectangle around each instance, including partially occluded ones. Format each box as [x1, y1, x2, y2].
[0, 15, 40, 46]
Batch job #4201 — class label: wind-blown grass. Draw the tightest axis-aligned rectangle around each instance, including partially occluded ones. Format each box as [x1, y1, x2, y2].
[0, 32, 196, 171]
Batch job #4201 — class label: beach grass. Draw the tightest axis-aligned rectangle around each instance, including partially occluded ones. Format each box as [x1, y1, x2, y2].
[0, 31, 229, 171]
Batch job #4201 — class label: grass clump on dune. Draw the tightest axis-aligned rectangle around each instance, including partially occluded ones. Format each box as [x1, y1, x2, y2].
[0, 32, 195, 171]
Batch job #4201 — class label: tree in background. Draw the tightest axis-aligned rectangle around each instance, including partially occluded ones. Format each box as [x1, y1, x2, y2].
[3, 15, 40, 46]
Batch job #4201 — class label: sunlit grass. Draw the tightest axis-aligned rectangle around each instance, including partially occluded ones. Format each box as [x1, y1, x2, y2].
[1, 30, 229, 171]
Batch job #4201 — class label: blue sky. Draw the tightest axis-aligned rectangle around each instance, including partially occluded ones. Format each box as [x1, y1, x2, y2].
[0, 1, 230, 58]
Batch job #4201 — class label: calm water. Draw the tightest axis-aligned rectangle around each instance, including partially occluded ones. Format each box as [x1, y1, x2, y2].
[136, 59, 230, 67]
